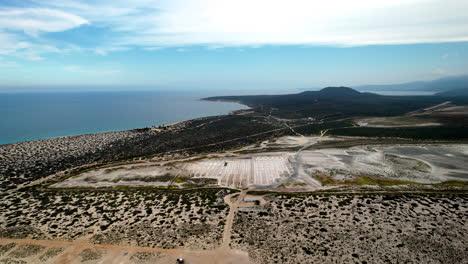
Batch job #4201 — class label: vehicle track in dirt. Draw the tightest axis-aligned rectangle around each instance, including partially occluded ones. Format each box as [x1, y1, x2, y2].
[222, 190, 248, 249]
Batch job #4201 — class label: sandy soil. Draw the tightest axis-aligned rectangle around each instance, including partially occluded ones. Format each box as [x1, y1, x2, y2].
[222, 190, 247, 249]
[0, 238, 251, 264]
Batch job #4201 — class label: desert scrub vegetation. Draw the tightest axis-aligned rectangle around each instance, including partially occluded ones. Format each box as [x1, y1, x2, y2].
[38, 247, 64, 262]
[230, 193, 467, 264]
[8, 245, 45, 259]
[0, 188, 233, 250]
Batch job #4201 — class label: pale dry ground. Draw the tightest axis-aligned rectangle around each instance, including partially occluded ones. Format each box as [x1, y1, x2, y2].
[355, 116, 441, 127]
[221, 190, 248, 249]
[49, 135, 322, 190]
[302, 144, 468, 184]
[0, 238, 251, 264]
[183, 155, 293, 188]
[356, 101, 468, 128]
[436, 105, 468, 115]
[52, 136, 468, 192]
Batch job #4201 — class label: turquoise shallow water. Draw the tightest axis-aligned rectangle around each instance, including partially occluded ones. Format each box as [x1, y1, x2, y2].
[0, 91, 246, 145]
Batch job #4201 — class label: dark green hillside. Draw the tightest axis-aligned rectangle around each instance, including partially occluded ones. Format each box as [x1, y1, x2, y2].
[204, 87, 447, 119]
[436, 88, 468, 97]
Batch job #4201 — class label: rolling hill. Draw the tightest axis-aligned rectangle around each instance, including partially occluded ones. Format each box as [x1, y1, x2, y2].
[204, 87, 448, 119]
[436, 87, 468, 97]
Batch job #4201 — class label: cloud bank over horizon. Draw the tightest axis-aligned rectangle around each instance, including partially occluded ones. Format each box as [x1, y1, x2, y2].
[0, 0, 468, 59]
[1, 0, 468, 89]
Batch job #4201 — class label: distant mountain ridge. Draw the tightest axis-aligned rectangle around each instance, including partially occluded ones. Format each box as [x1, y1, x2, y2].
[203, 87, 449, 119]
[301, 86, 367, 98]
[355, 75, 468, 92]
[436, 87, 468, 97]
[204, 87, 377, 103]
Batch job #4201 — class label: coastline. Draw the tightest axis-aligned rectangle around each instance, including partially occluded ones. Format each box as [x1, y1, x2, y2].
[0, 106, 271, 193]
[1, 98, 250, 146]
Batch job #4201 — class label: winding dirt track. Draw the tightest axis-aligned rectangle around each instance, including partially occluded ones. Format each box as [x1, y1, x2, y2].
[0, 190, 252, 264]
[0, 237, 251, 263]
[222, 190, 248, 249]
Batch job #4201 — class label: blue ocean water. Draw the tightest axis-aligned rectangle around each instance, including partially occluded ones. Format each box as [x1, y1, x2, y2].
[0, 91, 246, 145]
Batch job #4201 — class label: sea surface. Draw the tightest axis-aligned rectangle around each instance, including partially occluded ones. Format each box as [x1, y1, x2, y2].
[0, 91, 246, 145]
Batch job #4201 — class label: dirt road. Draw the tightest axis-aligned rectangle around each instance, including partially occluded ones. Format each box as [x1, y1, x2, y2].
[0, 234, 250, 264]
[0, 190, 252, 264]
[222, 190, 248, 249]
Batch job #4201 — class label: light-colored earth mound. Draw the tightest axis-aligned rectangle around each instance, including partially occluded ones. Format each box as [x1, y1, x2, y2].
[356, 116, 440, 127]
[183, 155, 293, 188]
[52, 137, 468, 190]
[53, 154, 295, 189]
[303, 144, 468, 184]
[356, 101, 468, 128]
[53, 165, 177, 188]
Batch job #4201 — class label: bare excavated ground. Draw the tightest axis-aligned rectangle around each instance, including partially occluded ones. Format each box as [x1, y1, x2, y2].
[355, 102, 468, 127]
[50, 136, 468, 192]
[231, 193, 468, 264]
[302, 144, 468, 184]
[355, 116, 441, 128]
[53, 154, 294, 190]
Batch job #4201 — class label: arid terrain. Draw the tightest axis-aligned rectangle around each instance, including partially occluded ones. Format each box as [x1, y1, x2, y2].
[232, 193, 467, 264]
[1, 133, 467, 263]
[49, 135, 468, 191]
[1, 93, 467, 263]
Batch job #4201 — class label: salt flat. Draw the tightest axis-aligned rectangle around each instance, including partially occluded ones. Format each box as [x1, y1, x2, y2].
[183, 155, 293, 188]
[51, 136, 468, 190]
[301, 144, 468, 184]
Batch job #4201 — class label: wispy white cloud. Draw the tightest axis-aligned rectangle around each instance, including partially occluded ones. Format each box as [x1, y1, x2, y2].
[1, 0, 468, 58]
[0, 7, 88, 36]
[43, 0, 468, 48]
[0, 31, 70, 61]
[0, 5, 87, 60]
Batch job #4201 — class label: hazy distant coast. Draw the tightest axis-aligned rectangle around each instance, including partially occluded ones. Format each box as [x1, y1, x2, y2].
[0, 91, 246, 145]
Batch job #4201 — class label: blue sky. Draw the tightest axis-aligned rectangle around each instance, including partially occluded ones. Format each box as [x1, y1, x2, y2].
[1, 0, 468, 92]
